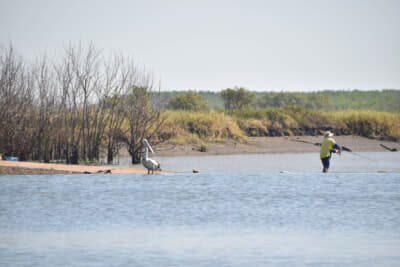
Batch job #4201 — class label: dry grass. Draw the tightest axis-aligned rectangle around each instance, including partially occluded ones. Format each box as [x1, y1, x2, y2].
[159, 110, 245, 144]
[157, 108, 400, 144]
[324, 110, 400, 140]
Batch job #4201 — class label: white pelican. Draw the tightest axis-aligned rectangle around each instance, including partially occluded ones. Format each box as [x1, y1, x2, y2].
[141, 139, 161, 174]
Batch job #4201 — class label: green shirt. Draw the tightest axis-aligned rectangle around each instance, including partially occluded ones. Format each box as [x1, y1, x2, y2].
[320, 137, 336, 159]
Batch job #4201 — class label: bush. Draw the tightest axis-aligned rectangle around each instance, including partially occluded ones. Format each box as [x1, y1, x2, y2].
[220, 87, 256, 109]
[166, 92, 209, 111]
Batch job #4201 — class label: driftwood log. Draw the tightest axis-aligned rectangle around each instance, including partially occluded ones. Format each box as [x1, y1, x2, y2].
[380, 144, 398, 152]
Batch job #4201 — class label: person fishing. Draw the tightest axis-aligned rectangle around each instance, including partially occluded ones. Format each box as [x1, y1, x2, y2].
[320, 131, 341, 173]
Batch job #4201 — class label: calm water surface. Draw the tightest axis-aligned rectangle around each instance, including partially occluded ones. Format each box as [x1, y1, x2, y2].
[1, 153, 400, 266]
[155, 152, 400, 173]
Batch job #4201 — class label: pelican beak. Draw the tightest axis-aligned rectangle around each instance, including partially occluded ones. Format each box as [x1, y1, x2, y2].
[143, 139, 154, 153]
[148, 144, 154, 154]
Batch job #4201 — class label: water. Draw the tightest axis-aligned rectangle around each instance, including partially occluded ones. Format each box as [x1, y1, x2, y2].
[1, 154, 400, 266]
[156, 152, 400, 173]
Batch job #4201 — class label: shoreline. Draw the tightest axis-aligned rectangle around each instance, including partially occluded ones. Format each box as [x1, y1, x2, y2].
[1, 136, 399, 175]
[0, 160, 149, 175]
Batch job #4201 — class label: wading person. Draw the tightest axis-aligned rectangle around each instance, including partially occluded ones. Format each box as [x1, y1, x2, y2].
[320, 131, 341, 173]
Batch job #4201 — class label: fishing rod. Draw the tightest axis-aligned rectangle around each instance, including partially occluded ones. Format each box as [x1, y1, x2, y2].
[290, 138, 375, 161]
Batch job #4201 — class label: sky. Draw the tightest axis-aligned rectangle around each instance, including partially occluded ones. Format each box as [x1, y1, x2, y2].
[0, 0, 399, 92]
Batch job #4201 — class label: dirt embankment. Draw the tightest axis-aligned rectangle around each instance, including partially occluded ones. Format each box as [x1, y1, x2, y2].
[153, 136, 400, 157]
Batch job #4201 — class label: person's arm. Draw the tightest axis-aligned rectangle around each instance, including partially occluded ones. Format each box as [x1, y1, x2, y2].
[332, 143, 341, 155]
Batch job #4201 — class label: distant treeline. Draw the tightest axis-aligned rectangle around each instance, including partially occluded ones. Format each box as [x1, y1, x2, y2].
[160, 89, 400, 111]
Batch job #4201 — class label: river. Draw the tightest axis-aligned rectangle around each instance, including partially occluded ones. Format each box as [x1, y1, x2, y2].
[1, 152, 400, 266]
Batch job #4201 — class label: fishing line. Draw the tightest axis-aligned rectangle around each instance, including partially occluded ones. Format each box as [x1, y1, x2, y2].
[291, 139, 376, 162]
[343, 150, 375, 162]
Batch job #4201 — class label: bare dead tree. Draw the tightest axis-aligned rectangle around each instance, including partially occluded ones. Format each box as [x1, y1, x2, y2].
[71, 43, 102, 162]
[0, 45, 22, 157]
[30, 55, 59, 162]
[55, 45, 83, 164]
[102, 54, 129, 164]
[0, 44, 35, 160]
[121, 65, 165, 164]
[1, 43, 166, 164]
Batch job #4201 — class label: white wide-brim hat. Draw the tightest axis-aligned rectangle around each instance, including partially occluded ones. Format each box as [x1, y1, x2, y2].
[324, 131, 334, 138]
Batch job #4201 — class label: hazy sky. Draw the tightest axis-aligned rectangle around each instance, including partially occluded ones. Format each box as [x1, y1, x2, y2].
[1, 0, 399, 91]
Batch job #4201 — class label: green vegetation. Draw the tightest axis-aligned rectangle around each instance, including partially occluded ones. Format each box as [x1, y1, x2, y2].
[324, 90, 400, 110]
[166, 92, 209, 111]
[157, 90, 223, 109]
[220, 87, 256, 109]
[159, 89, 400, 111]
[257, 92, 332, 110]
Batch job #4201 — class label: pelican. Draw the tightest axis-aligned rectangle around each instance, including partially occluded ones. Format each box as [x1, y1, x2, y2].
[141, 139, 161, 174]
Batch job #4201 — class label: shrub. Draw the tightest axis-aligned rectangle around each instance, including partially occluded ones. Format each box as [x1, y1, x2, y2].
[166, 92, 209, 111]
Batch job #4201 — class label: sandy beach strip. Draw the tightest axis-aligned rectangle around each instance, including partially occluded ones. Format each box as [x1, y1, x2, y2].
[0, 160, 148, 175]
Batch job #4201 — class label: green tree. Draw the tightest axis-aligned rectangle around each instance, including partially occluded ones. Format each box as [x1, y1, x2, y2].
[258, 92, 332, 110]
[220, 87, 256, 109]
[167, 92, 209, 111]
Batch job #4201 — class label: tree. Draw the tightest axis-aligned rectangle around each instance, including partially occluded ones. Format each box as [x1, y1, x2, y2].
[123, 87, 165, 164]
[257, 92, 332, 110]
[54, 43, 102, 164]
[0, 43, 166, 165]
[121, 66, 165, 164]
[0, 44, 35, 160]
[102, 55, 129, 164]
[220, 88, 236, 109]
[31, 56, 58, 162]
[220, 87, 256, 109]
[166, 92, 209, 111]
